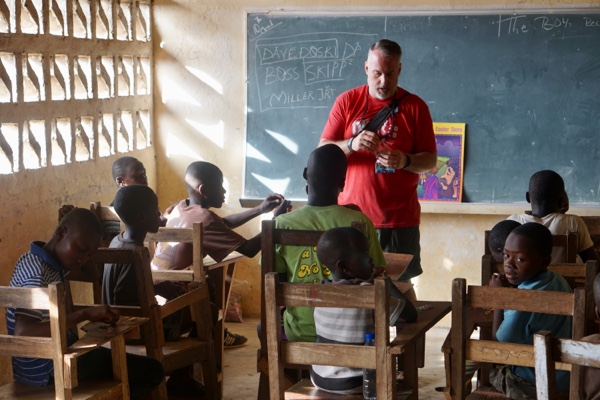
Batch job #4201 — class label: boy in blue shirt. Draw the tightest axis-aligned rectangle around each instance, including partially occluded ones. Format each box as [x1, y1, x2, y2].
[7, 208, 164, 399]
[489, 222, 572, 398]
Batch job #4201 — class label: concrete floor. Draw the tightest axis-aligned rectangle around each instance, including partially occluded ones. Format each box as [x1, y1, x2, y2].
[222, 318, 450, 400]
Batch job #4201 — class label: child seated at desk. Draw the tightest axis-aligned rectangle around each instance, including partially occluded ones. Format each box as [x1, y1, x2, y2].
[102, 184, 205, 396]
[507, 169, 598, 263]
[6, 208, 164, 399]
[489, 220, 521, 264]
[489, 222, 572, 398]
[310, 227, 416, 394]
[151, 160, 290, 347]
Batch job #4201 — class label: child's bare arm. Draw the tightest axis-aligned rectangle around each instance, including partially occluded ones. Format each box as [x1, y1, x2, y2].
[489, 273, 508, 340]
[234, 234, 261, 258]
[170, 242, 194, 271]
[13, 306, 119, 337]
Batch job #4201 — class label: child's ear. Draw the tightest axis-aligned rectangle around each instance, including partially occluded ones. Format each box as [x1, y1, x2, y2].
[336, 260, 351, 276]
[116, 176, 124, 187]
[525, 191, 531, 203]
[541, 254, 552, 269]
[302, 168, 307, 180]
[55, 226, 68, 241]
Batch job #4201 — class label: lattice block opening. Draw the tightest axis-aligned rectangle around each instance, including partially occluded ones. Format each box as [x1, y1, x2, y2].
[117, 56, 133, 96]
[74, 55, 92, 99]
[49, 0, 67, 36]
[73, 0, 91, 39]
[135, 2, 150, 42]
[23, 53, 45, 102]
[136, 110, 149, 149]
[98, 113, 113, 157]
[0, 122, 19, 174]
[95, 0, 113, 39]
[74, 116, 93, 161]
[117, 111, 132, 153]
[97, 56, 114, 98]
[51, 54, 70, 101]
[23, 119, 46, 169]
[51, 118, 72, 166]
[0, 0, 15, 33]
[20, 0, 42, 34]
[0, 52, 16, 103]
[116, 1, 131, 41]
[136, 56, 149, 95]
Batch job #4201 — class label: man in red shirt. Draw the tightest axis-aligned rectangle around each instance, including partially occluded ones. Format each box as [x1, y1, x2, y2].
[319, 39, 437, 282]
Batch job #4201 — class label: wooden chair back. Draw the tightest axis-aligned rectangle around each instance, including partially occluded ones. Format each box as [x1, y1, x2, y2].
[265, 272, 397, 399]
[484, 230, 578, 263]
[450, 278, 585, 400]
[534, 330, 600, 400]
[144, 222, 205, 284]
[78, 247, 219, 400]
[0, 282, 130, 399]
[581, 216, 600, 255]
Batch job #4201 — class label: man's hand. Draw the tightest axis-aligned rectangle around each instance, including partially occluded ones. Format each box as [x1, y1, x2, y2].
[351, 130, 380, 153]
[273, 199, 292, 217]
[377, 149, 408, 170]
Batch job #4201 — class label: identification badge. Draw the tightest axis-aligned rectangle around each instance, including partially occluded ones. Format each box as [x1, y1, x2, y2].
[375, 162, 396, 174]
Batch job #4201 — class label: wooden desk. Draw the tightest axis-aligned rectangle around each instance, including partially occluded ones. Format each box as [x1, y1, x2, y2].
[152, 251, 246, 384]
[390, 300, 451, 400]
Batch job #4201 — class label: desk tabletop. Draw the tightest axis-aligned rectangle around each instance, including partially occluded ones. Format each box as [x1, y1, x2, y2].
[390, 300, 451, 355]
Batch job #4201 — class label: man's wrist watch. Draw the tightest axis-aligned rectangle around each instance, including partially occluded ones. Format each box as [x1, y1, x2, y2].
[403, 155, 412, 169]
[347, 136, 356, 153]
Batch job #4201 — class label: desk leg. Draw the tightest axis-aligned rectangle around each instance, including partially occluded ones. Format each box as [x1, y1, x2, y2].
[208, 262, 237, 392]
[403, 343, 419, 400]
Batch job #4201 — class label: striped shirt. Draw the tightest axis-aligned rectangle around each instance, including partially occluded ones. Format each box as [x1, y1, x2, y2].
[6, 241, 65, 386]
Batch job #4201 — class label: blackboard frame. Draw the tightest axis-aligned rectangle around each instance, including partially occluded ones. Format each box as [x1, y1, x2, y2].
[243, 7, 600, 210]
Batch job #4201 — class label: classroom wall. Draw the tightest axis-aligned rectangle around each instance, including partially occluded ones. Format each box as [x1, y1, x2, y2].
[153, 0, 599, 321]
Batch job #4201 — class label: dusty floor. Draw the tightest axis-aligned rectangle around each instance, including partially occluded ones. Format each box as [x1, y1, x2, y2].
[222, 318, 450, 399]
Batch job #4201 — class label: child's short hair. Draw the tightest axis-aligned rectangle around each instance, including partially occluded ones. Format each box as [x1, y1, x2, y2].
[58, 207, 103, 236]
[113, 185, 157, 225]
[316, 227, 366, 269]
[510, 222, 553, 257]
[112, 156, 140, 181]
[528, 170, 565, 204]
[489, 220, 521, 254]
[306, 144, 347, 191]
[184, 161, 221, 195]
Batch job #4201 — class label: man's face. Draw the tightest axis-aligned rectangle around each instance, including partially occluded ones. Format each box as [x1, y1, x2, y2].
[365, 49, 401, 100]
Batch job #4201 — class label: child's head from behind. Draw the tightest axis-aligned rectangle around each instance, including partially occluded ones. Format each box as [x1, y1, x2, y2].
[317, 227, 373, 281]
[112, 156, 148, 187]
[304, 144, 347, 197]
[503, 222, 552, 286]
[52, 208, 103, 270]
[489, 220, 522, 262]
[185, 161, 225, 208]
[527, 170, 565, 211]
[113, 185, 161, 234]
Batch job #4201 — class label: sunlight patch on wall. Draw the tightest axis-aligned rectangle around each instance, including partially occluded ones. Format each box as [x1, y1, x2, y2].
[185, 118, 224, 148]
[443, 257, 455, 271]
[161, 77, 201, 107]
[166, 132, 202, 160]
[185, 66, 223, 95]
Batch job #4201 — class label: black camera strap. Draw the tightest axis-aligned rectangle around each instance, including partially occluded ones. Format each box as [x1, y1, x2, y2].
[362, 90, 410, 134]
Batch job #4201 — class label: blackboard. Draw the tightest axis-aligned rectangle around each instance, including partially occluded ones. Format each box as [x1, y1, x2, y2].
[245, 11, 600, 205]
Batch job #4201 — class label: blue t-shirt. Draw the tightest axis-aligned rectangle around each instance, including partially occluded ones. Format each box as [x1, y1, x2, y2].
[496, 269, 572, 392]
[6, 242, 67, 386]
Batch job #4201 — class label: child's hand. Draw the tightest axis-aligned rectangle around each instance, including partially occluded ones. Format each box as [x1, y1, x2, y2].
[259, 193, 286, 213]
[58, 204, 76, 222]
[489, 273, 509, 288]
[85, 305, 120, 325]
[273, 199, 292, 217]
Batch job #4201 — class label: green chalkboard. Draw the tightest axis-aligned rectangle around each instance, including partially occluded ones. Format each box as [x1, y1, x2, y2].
[245, 11, 600, 205]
